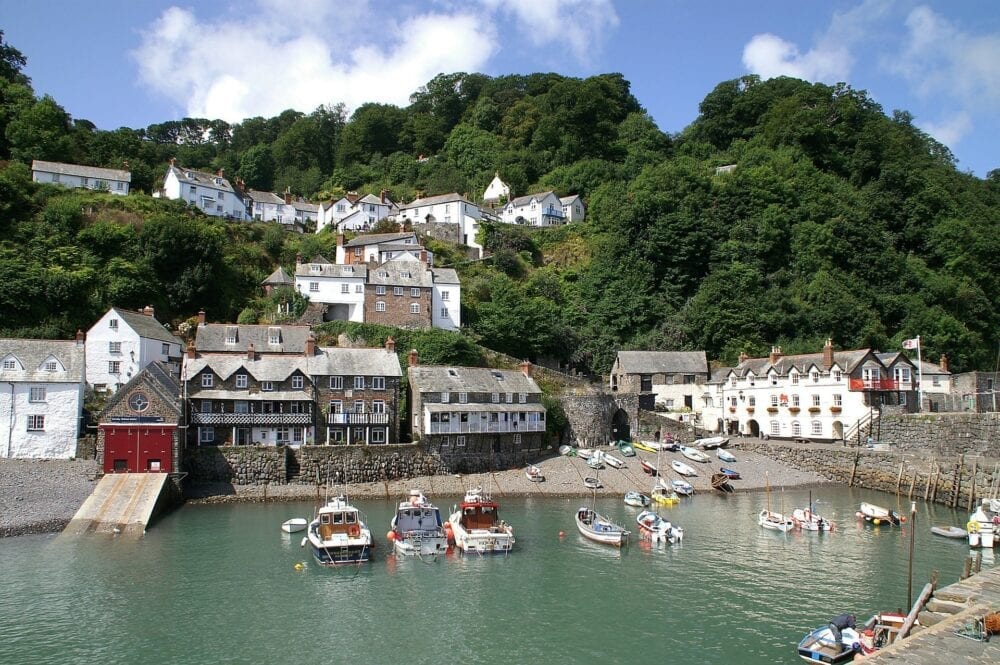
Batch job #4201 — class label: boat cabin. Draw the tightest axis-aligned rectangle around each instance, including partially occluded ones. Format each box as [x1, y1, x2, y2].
[458, 501, 500, 530]
[317, 504, 361, 539]
[395, 506, 441, 533]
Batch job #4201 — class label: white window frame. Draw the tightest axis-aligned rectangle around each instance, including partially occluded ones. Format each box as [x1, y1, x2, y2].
[770, 420, 780, 435]
[109, 319, 118, 330]
[27, 414, 45, 431]
[235, 374, 248, 389]
[29, 387, 46, 402]
[811, 421, 823, 436]
[354, 376, 365, 390]
[109, 341, 121, 354]
[375, 301, 386, 312]
[261, 381, 274, 391]
[375, 286, 386, 295]
[292, 375, 304, 389]
[309, 282, 319, 292]
[201, 373, 214, 388]
[108, 361, 121, 374]
[372, 376, 385, 390]
[410, 303, 420, 314]
[329, 376, 343, 389]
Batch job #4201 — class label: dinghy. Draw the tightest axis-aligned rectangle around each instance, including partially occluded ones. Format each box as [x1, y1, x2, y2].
[793, 492, 834, 531]
[651, 486, 680, 505]
[720, 467, 741, 480]
[635, 510, 683, 544]
[575, 506, 629, 547]
[558, 444, 576, 456]
[670, 479, 694, 496]
[680, 446, 710, 463]
[694, 436, 729, 450]
[711, 472, 734, 492]
[525, 465, 544, 482]
[624, 491, 651, 508]
[930, 525, 966, 539]
[858, 502, 901, 526]
[583, 477, 602, 490]
[281, 518, 308, 533]
[671, 459, 697, 477]
[603, 453, 625, 469]
[717, 449, 737, 463]
[616, 440, 636, 457]
[797, 614, 861, 664]
[632, 441, 657, 453]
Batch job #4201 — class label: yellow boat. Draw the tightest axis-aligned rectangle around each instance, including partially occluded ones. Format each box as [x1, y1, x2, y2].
[651, 487, 680, 505]
[632, 441, 657, 453]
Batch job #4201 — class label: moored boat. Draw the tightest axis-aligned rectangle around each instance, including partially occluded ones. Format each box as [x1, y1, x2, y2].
[720, 467, 741, 480]
[388, 489, 448, 557]
[858, 502, 901, 526]
[680, 446, 710, 463]
[575, 506, 629, 547]
[671, 459, 697, 477]
[793, 508, 834, 531]
[447, 487, 515, 555]
[717, 449, 737, 463]
[930, 525, 966, 539]
[635, 509, 683, 544]
[694, 436, 729, 450]
[967, 505, 996, 548]
[306, 496, 373, 565]
[759, 509, 795, 532]
[624, 491, 651, 507]
[797, 614, 861, 664]
[525, 465, 544, 482]
[651, 486, 680, 505]
[281, 517, 307, 533]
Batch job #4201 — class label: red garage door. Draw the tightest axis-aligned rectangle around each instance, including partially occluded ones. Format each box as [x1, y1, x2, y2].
[102, 426, 174, 474]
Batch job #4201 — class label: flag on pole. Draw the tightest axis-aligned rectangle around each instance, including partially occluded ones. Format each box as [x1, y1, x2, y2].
[902, 338, 919, 349]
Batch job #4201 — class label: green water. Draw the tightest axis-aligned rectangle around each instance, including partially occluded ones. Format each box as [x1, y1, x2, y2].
[0, 487, 991, 665]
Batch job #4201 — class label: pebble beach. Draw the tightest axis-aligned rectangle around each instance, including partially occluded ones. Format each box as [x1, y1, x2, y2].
[1, 443, 832, 536]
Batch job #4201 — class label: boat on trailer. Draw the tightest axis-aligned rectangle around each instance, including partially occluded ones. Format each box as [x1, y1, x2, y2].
[446, 487, 515, 555]
[306, 496, 373, 566]
[389, 489, 449, 557]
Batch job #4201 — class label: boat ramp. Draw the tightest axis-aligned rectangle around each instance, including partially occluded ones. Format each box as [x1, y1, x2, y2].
[64, 473, 171, 536]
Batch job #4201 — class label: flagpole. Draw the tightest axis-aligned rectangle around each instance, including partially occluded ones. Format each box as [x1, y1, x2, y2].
[916, 335, 923, 413]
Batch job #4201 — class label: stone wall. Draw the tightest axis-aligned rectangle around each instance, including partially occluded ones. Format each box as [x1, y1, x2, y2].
[558, 391, 638, 448]
[738, 440, 999, 510]
[874, 412, 1000, 457]
[184, 446, 287, 484]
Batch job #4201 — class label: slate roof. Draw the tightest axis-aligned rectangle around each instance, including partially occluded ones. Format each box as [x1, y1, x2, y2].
[194, 324, 313, 353]
[368, 261, 434, 287]
[185, 354, 310, 382]
[432, 268, 460, 285]
[32, 160, 131, 182]
[111, 308, 184, 345]
[99, 361, 180, 419]
[167, 165, 236, 193]
[291, 200, 318, 214]
[508, 190, 558, 208]
[615, 351, 709, 375]
[262, 266, 294, 286]
[344, 233, 417, 248]
[400, 193, 472, 209]
[409, 366, 541, 394]
[708, 367, 732, 384]
[185, 347, 401, 381]
[309, 347, 402, 377]
[0, 338, 85, 383]
[559, 194, 583, 206]
[247, 189, 284, 204]
[295, 263, 367, 278]
[730, 349, 874, 378]
[356, 194, 383, 205]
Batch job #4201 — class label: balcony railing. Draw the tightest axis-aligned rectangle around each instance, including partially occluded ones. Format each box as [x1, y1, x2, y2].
[848, 379, 910, 391]
[428, 421, 545, 435]
[190, 412, 313, 425]
[327, 412, 390, 425]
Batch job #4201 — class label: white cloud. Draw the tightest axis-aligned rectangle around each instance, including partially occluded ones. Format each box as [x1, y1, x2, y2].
[132, 0, 619, 123]
[918, 111, 972, 147]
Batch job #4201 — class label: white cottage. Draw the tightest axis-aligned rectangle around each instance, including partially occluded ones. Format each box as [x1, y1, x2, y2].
[482, 173, 510, 204]
[294, 256, 368, 323]
[560, 195, 586, 222]
[500, 191, 566, 226]
[0, 336, 86, 458]
[156, 160, 247, 219]
[32, 160, 131, 195]
[86, 306, 184, 393]
[316, 192, 396, 233]
[397, 193, 484, 257]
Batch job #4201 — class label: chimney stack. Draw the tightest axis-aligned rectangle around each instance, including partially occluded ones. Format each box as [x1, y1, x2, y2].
[336, 234, 345, 248]
[738, 351, 749, 364]
[408, 349, 419, 367]
[305, 334, 315, 357]
[217, 168, 224, 178]
[75, 329, 85, 346]
[385, 336, 396, 353]
[380, 189, 387, 203]
[186, 342, 196, 359]
[295, 253, 302, 267]
[519, 360, 533, 378]
[284, 187, 292, 205]
[769, 345, 782, 365]
[939, 354, 949, 373]
[169, 157, 176, 167]
[197, 309, 206, 327]
[823, 338, 834, 369]
[142, 305, 154, 317]
[247, 343, 255, 361]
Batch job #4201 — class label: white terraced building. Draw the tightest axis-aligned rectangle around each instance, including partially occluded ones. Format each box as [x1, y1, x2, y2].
[32, 160, 131, 195]
[156, 160, 247, 219]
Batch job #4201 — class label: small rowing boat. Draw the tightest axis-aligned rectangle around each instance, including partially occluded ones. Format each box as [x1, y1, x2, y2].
[671, 459, 697, 477]
[281, 517, 308, 533]
[717, 449, 737, 463]
[930, 525, 966, 539]
[525, 465, 544, 482]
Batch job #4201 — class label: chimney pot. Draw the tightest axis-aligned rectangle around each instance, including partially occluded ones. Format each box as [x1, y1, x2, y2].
[939, 354, 949, 373]
[169, 157, 176, 167]
[738, 352, 749, 364]
[75, 329, 85, 345]
[247, 343, 255, 361]
[408, 349, 419, 367]
[295, 253, 302, 266]
[519, 360, 533, 378]
[385, 336, 396, 353]
[216, 168, 224, 178]
[197, 309, 206, 327]
[769, 345, 782, 365]
[823, 338, 835, 369]
[186, 342, 196, 359]
[336, 234, 345, 248]
[143, 305, 154, 317]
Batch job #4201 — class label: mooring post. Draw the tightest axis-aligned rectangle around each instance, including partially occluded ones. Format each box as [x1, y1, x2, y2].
[908, 472, 916, 500]
[967, 458, 978, 512]
[896, 462, 904, 494]
[931, 463, 940, 503]
[952, 455, 963, 508]
[849, 451, 859, 487]
[961, 555, 972, 580]
[923, 469, 931, 501]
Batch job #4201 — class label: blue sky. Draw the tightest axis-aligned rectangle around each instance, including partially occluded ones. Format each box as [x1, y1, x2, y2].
[5, 1, 998, 176]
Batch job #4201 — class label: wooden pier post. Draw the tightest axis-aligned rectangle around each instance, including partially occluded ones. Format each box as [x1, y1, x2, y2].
[898, 582, 934, 640]
[923, 469, 931, 501]
[896, 462, 904, 494]
[907, 473, 916, 500]
[952, 455, 963, 508]
[931, 463, 940, 503]
[849, 452, 859, 487]
[961, 556, 972, 580]
[967, 459, 978, 512]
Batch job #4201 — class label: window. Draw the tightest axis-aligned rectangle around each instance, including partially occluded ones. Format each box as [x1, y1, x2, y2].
[812, 394, 821, 406]
[27, 415, 44, 431]
[354, 376, 365, 390]
[276, 427, 290, 443]
[811, 371, 819, 383]
[292, 375, 304, 389]
[833, 394, 842, 406]
[162, 343, 169, 355]
[748, 375, 755, 386]
[353, 401, 365, 413]
[372, 400, 385, 413]
[234, 401, 249, 413]
[225, 327, 237, 345]
[329, 376, 343, 389]
[441, 291, 449, 301]
[267, 328, 280, 345]
[770, 395, 779, 406]
[200, 400, 212, 413]
[29, 387, 46, 402]
[371, 429, 386, 443]
[410, 303, 420, 314]
[353, 427, 365, 441]
[770, 374, 778, 386]
[2, 359, 15, 370]
[441, 392, 449, 403]
[512, 434, 521, 445]
[492, 392, 500, 403]
[811, 421, 822, 436]
[372, 376, 385, 390]
[458, 392, 468, 403]
[341, 284, 350, 294]
[109, 319, 118, 330]
[109, 361, 121, 374]
[792, 394, 800, 406]
[791, 372, 799, 385]
[640, 375, 652, 391]
[355, 284, 363, 293]
[201, 373, 214, 388]
[375, 301, 386, 312]
[683, 374, 696, 385]
[506, 392, 513, 403]
[770, 421, 780, 435]
[375, 286, 386, 295]
[440, 307, 449, 317]
[309, 282, 319, 292]
[730, 377, 737, 388]
[109, 341, 121, 354]
[329, 400, 342, 413]
[932, 375, 941, 387]
[261, 381, 274, 391]
[833, 370, 842, 382]
[519, 393, 527, 404]
[331, 430, 344, 443]
[292, 427, 303, 443]
[411, 288, 420, 297]
[748, 396, 756, 407]
[792, 421, 801, 436]
[664, 399, 675, 408]
[236, 374, 247, 388]
[199, 427, 215, 443]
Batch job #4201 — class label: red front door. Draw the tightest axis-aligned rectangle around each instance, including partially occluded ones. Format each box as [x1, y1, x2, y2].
[102, 426, 174, 473]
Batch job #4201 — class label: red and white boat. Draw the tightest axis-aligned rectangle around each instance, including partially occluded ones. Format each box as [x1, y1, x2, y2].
[446, 487, 515, 555]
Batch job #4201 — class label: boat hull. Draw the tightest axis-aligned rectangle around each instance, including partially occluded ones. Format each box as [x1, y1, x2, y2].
[281, 518, 307, 533]
[392, 533, 449, 557]
[859, 502, 901, 526]
[680, 446, 710, 463]
[449, 524, 515, 555]
[759, 509, 795, 532]
[797, 626, 860, 664]
[930, 525, 966, 539]
[575, 508, 628, 547]
[671, 460, 697, 477]
[636, 509, 683, 544]
[306, 527, 373, 565]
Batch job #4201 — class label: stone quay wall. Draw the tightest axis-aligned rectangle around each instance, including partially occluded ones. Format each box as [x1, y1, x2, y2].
[558, 391, 617, 448]
[872, 412, 1000, 458]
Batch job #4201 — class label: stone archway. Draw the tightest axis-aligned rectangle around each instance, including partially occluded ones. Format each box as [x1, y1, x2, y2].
[610, 409, 631, 442]
[831, 420, 844, 441]
[747, 419, 760, 437]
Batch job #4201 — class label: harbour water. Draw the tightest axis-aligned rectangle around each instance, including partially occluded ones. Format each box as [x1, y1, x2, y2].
[0, 486, 993, 665]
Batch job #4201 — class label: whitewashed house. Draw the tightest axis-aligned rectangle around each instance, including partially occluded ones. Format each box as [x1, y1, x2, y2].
[718, 341, 918, 442]
[560, 195, 586, 222]
[246, 189, 316, 232]
[294, 256, 368, 323]
[32, 160, 131, 195]
[431, 268, 461, 331]
[155, 160, 247, 219]
[0, 335, 86, 458]
[500, 191, 566, 226]
[335, 232, 433, 266]
[397, 193, 484, 257]
[316, 192, 396, 233]
[86, 306, 184, 393]
[482, 173, 510, 205]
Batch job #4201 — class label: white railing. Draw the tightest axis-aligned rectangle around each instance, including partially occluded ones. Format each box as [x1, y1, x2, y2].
[328, 412, 390, 425]
[428, 421, 544, 434]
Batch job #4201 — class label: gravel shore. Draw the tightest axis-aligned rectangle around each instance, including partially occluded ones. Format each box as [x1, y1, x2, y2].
[1, 443, 831, 536]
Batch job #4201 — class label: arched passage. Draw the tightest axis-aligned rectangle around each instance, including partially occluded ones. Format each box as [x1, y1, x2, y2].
[831, 420, 844, 441]
[610, 409, 630, 442]
[746, 419, 760, 438]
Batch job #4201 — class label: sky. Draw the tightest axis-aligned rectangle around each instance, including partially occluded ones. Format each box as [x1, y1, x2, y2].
[4, 0, 998, 177]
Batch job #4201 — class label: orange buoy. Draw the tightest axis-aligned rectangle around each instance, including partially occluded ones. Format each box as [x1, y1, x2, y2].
[558, 530, 565, 538]
[386, 531, 396, 541]
[900, 516, 907, 523]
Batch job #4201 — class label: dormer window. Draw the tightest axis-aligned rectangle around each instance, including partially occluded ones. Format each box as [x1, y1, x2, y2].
[310, 265, 321, 274]
[2, 357, 18, 370]
[378, 271, 388, 278]
[748, 375, 755, 386]
[401, 271, 411, 279]
[811, 371, 819, 383]
[770, 374, 778, 386]
[267, 328, 281, 345]
[730, 377, 737, 388]
[44, 361, 58, 372]
[791, 372, 799, 385]
[225, 327, 238, 345]
[185, 171, 194, 178]
[214, 177, 223, 185]
[833, 370, 842, 382]
[343, 266, 353, 273]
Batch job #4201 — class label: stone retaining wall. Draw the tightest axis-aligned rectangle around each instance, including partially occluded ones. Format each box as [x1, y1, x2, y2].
[874, 412, 1000, 457]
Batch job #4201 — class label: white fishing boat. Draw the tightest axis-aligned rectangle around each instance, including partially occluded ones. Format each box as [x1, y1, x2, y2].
[446, 487, 515, 555]
[671, 459, 698, 477]
[759, 473, 794, 532]
[694, 436, 729, 450]
[792, 492, 834, 531]
[967, 505, 996, 548]
[858, 502, 901, 526]
[603, 453, 625, 469]
[635, 509, 683, 544]
[388, 489, 449, 557]
[623, 491, 650, 507]
[575, 506, 629, 547]
[281, 517, 307, 533]
[717, 449, 737, 463]
[679, 446, 710, 463]
[669, 479, 694, 496]
[525, 465, 544, 482]
[306, 496, 373, 565]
